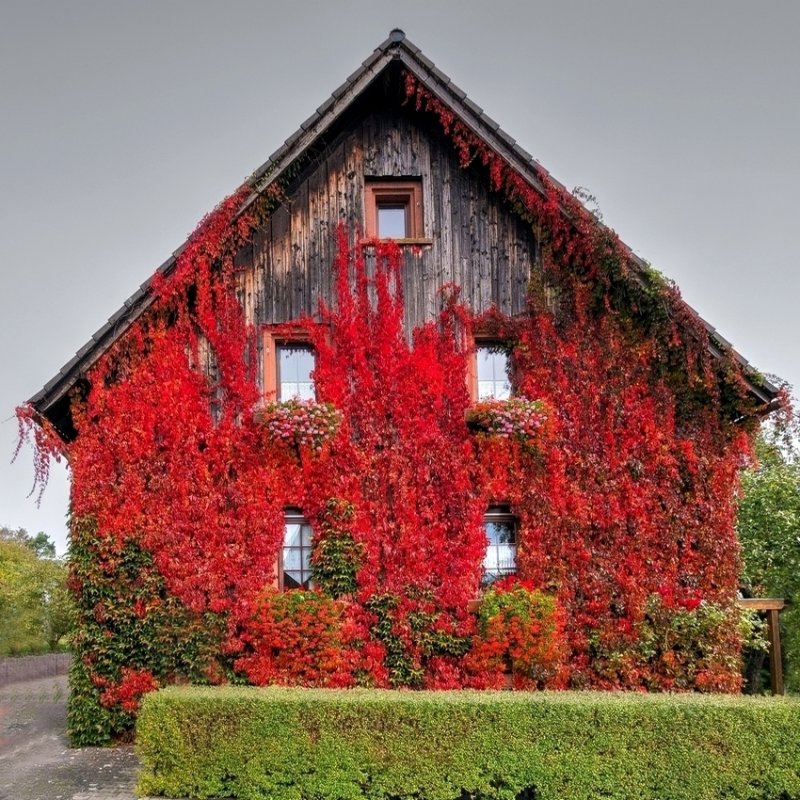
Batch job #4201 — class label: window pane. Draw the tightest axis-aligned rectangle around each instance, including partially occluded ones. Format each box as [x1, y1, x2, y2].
[299, 523, 313, 547]
[476, 347, 511, 400]
[485, 520, 515, 545]
[295, 382, 314, 401]
[283, 547, 303, 571]
[483, 509, 517, 585]
[284, 523, 303, 548]
[484, 547, 499, 573]
[496, 544, 516, 573]
[278, 345, 314, 400]
[284, 571, 303, 590]
[282, 516, 313, 591]
[378, 205, 407, 238]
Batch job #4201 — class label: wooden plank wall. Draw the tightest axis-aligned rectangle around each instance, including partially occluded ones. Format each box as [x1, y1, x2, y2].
[240, 110, 539, 338]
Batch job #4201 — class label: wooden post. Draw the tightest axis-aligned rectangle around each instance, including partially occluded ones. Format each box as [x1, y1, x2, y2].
[767, 608, 784, 695]
[737, 598, 785, 696]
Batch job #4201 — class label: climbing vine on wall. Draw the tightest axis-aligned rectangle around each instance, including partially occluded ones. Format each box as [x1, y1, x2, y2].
[16, 89, 774, 743]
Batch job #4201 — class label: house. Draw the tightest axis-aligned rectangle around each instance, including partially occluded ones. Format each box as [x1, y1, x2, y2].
[22, 31, 780, 744]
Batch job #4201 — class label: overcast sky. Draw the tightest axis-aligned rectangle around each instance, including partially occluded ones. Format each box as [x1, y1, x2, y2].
[2, 0, 798, 555]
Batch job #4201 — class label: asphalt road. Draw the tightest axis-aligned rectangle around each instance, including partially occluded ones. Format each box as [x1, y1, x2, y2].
[0, 675, 140, 800]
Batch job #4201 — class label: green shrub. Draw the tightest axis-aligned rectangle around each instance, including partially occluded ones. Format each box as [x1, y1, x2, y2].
[465, 580, 566, 688]
[137, 687, 800, 800]
[635, 594, 749, 692]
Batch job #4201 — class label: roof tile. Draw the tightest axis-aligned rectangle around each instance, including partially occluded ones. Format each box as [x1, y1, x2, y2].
[447, 81, 467, 101]
[123, 288, 146, 309]
[429, 65, 451, 86]
[494, 128, 517, 149]
[316, 96, 336, 117]
[59, 355, 82, 375]
[512, 143, 534, 164]
[415, 51, 435, 71]
[283, 127, 304, 151]
[480, 113, 500, 132]
[91, 322, 113, 343]
[300, 111, 320, 132]
[346, 66, 365, 84]
[361, 49, 383, 70]
[107, 306, 128, 327]
[74, 340, 95, 360]
[463, 97, 484, 118]
[331, 79, 351, 100]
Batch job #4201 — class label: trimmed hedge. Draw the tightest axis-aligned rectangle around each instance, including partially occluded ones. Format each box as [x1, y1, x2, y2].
[137, 687, 800, 800]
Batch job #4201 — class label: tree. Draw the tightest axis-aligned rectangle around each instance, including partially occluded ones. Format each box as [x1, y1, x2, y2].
[737, 418, 800, 692]
[0, 526, 56, 558]
[0, 527, 73, 655]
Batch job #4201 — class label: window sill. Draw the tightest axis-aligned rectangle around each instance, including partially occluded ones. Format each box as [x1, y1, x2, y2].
[360, 237, 433, 247]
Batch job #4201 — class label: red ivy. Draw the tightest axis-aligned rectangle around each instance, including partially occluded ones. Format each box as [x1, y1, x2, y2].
[96, 668, 159, 714]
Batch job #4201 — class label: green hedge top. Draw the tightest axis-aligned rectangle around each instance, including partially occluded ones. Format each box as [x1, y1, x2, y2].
[137, 687, 800, 800]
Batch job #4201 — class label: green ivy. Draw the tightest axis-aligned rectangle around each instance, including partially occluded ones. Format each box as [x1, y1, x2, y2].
[364, 593, 423, 688]
[311, 499, 362, 598]
[67, 516, 229, 745]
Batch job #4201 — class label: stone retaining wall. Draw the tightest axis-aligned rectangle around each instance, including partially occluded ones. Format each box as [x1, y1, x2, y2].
[0, 653, 71, 686]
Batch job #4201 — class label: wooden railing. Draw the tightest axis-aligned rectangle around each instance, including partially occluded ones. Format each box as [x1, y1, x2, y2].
[737, 597, 785, 695]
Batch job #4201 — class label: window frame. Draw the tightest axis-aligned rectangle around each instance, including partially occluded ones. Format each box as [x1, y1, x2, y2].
[364, 179, 425, 241]
[262, 327, 316, 402]
[469, 340, 514, 402]
[482, 504, 518, 586]
[280, 508, 314, 591]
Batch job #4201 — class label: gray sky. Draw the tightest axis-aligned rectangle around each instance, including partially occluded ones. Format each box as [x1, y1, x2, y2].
[2, 0, 798, 555]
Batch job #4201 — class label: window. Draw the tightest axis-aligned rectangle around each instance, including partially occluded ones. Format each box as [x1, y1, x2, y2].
[482, 506, 517, 585]
[262, 328, 316, 401]
[475, 344, 512, 400]
[277, 344, 314, 401]
[282, 510, 313, 590]
[365, 180, 424, 240]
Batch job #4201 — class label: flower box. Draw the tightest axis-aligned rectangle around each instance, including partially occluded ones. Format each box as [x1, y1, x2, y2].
[465, 397, 550, 450]
[256, 399, 341, 453]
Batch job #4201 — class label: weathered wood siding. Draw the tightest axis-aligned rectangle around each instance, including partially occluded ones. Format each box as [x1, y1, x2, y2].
[240, 109, 539, 339]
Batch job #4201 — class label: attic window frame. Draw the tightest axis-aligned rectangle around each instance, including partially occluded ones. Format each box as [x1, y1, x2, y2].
[365, 179, 425, 241]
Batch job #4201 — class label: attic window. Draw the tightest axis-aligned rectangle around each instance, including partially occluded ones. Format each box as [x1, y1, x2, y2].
[365, 180, 424, 240]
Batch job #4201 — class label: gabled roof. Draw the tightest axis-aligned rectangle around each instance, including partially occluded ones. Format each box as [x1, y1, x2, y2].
[29, 29, 780, 438]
